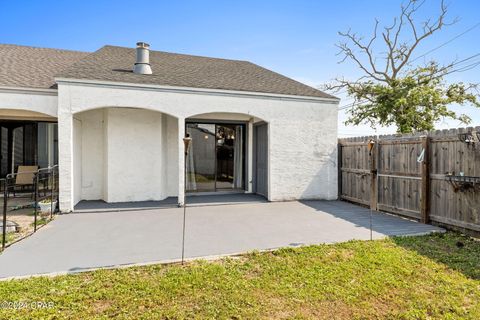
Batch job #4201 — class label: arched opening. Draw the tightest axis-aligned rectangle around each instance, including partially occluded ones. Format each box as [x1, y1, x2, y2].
[185, 112, 269, 199]
[73, 107, 179, 205]
[0, 109, 57, 177]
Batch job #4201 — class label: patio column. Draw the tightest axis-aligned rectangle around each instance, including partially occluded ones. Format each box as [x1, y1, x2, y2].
[58, 108, 74, 212]
[177, 117, 185, 206]
[247, 118, 254, 193]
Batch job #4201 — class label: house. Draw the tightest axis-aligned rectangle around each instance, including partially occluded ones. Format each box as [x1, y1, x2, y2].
[0, 42, 339, 212]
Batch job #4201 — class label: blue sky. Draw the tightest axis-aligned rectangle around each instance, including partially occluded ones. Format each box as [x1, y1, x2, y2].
[1, 0, 478, 136]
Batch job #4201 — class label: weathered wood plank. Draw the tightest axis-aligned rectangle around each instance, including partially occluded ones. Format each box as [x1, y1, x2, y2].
[370, 139, 378, 210]
[377, 204, 421, 220]
[338, 127, 480, 235]
[338, 143, 342, 200]
[378, 172, 422, 178]
[341, 194, 370, 206]
[378, 140, 422, 145]
[420, 136, 430, 223]
[430, 215, 480, 232]
[340, 168, 371, 174]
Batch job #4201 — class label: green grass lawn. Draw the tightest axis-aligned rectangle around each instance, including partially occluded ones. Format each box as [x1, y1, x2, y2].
[0, 232, 479, 319]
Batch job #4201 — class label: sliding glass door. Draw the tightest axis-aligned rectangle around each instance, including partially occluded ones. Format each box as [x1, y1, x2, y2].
[186, 122, 245, 192]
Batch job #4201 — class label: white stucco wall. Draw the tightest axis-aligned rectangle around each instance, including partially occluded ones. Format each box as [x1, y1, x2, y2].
[189, 112, 258, 122]
[57, 81, 339, 211]
[0, 89, 58, 117]
[71, 108, 176, 204]
[164, 114, 179, 197]
[73, 118, 82, 205]
[269, 117, 337, 200]
[105, 108, 165, 202]
[75, 109, 105, 200]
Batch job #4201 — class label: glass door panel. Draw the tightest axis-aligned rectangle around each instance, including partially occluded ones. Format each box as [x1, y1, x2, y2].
[12, 126, 24, 172]
[186, 123, 216, 192]
[186, 122, 245, 192]
[216, 125, 235, 190]
[232, 125, 244, 190]
[0, 127, 8, 177]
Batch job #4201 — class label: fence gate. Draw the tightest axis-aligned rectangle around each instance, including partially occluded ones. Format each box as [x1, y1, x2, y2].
[376, 137, 428, 221]
[338, 136, 376, 207]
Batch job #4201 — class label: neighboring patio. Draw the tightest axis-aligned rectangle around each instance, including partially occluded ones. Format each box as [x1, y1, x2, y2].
[0, 198, 443, 279]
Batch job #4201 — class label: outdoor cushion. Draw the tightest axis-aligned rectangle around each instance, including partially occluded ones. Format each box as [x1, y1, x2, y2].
[15, 165, 38, 185]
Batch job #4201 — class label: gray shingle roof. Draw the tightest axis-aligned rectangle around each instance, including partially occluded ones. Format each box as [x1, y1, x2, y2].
[57, 45, 336, 99]
[0, 44, 336, 99]
[0, 44, 88, 89]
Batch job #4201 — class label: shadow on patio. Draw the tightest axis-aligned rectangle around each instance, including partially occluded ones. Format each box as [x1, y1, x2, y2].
[299, 200, 443, 237]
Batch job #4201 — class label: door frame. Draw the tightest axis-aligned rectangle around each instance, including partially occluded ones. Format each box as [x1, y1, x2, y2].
[185, 119, 248, 193]
[253, 121, 268, 198]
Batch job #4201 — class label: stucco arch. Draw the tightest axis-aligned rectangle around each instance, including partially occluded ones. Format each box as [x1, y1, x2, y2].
[0, 90, 58, 118]
[186, 111, 267, 123]
[185, 110, 270, 199]
[72, 105, 179, 120]
[70, 105, 181, 207]
[0, 108, 57, 121]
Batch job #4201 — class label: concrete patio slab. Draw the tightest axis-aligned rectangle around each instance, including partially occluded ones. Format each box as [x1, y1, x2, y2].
[74, 193, 267, 212]
[0, 200, 443, 279]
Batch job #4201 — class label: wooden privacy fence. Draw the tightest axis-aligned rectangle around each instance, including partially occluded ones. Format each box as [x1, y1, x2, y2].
[338, 126, 480, 234]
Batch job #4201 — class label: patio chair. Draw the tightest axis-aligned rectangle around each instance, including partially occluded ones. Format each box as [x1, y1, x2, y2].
[12, 165, 38, 197]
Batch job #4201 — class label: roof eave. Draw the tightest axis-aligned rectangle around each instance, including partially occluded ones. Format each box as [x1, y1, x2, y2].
[55, 77, 341, 104]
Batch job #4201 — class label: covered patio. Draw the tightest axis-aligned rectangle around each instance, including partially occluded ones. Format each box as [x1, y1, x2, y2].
[0, 198, 442, 279]
[0, 109, 59, 248]
[68, 106, 269, 212]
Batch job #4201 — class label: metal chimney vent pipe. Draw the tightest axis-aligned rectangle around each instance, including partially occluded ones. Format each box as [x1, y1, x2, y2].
[133, 42, 152, 75]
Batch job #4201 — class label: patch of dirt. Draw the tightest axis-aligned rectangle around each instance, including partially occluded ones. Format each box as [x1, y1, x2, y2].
[325, 249, 355, 261]
[1, 196, 53, 245]
[92, 300, 112, 313]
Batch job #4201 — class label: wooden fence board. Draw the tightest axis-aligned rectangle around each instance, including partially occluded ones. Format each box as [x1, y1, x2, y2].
[339, 126, 480, 234]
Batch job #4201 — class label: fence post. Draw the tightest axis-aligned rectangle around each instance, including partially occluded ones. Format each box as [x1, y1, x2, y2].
[55, 167, 58, 211]
[370, 138, 378, 211]
[337, 142, 342, 200]
[34, 173, 38, 232]
[420, 136, 431, 223]
[2, 180, 7, 250]
[50, 168, 54, 219]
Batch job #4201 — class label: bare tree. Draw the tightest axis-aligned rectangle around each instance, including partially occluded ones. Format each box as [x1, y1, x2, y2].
[326, 0, 479, 133]
[331, 0, 455, 87]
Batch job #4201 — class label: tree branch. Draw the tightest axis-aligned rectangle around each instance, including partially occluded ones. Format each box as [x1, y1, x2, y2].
[393, 0, 450, 76]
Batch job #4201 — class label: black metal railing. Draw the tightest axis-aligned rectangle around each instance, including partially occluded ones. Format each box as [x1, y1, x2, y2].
[1, 165, 59, 250]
